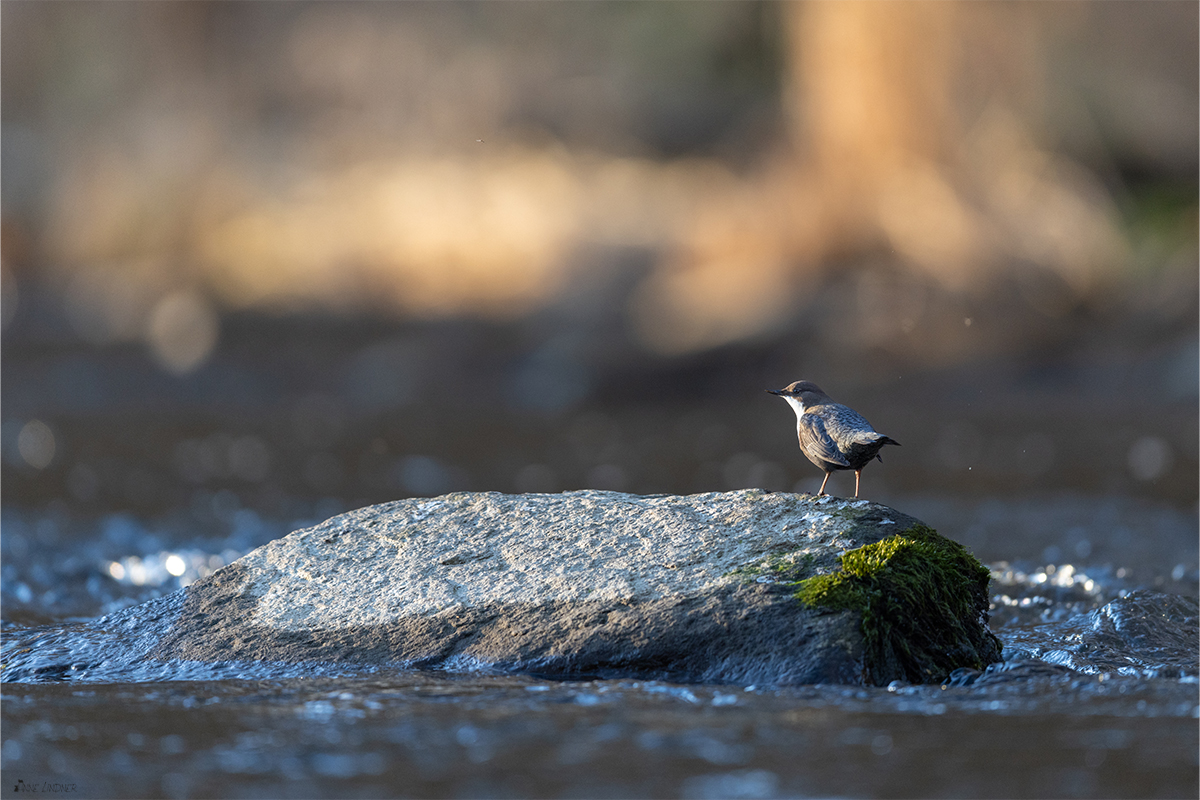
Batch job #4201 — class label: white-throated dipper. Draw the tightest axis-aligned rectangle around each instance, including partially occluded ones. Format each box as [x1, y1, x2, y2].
[767, 381, 899, 498]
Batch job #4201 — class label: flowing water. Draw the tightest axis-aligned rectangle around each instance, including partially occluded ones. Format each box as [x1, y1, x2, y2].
[2, 500, 1197, 799]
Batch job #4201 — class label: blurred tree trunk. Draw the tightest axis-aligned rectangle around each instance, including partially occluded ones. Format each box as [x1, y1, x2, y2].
[786, 0, 966, 257]
[632, 1, 1126, 353]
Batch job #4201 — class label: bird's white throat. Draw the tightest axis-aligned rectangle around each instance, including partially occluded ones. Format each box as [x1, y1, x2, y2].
[782, 395, 806, 420]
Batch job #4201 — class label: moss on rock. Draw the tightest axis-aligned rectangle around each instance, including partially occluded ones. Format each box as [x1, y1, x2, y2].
[727, 551, 817, 584]
[794, 525, 1002, 685]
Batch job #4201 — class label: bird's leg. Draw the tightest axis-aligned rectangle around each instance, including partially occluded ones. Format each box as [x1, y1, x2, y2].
[854, 470, 862, 498]
[818, 472, 831, 496]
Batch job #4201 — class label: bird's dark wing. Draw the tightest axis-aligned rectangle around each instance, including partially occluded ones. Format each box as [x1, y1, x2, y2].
[819, 404, 876, 443]
[798, 414, 851, 467]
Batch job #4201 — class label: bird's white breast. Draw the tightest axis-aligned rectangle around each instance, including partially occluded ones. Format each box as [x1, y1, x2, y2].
[783, 395, 806, 421]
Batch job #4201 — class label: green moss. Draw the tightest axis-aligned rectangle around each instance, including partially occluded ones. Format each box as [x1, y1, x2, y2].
[727, 551, 816, 584]
[794, 525, 1001, 684]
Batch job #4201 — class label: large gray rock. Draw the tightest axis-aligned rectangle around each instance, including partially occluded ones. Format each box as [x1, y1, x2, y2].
[138, 490, 999, 686]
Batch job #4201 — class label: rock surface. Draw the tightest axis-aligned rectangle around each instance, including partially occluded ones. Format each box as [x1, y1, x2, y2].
[6, 490, 1004, 685]
[148, 490, 1000, 685]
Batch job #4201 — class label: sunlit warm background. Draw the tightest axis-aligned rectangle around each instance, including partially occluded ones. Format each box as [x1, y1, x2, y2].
[2, 1, 1196, 610]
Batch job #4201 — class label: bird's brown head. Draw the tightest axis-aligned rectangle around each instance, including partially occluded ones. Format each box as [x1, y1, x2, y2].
[766, 380, 830, 402]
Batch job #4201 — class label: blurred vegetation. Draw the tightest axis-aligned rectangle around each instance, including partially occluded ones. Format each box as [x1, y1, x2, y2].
[1, 1, 1196, 522]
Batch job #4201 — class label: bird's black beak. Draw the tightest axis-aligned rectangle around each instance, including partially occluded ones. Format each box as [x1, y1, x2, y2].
[766, 389, 786, 396]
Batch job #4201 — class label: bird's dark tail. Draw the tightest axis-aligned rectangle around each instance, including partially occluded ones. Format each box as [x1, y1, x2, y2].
[875, 436, 900, 462]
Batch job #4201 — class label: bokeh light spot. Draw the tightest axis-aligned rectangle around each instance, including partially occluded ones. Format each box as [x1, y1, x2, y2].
[1127, 436, 1172, 481]
[17, 419, 56, 469]
[146, 289, 220, 375]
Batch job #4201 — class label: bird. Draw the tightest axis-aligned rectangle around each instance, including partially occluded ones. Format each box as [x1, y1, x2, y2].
[767, 381, 900, 498]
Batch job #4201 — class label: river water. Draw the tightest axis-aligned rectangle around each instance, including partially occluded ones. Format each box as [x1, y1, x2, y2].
[2, 498, 1197, 799]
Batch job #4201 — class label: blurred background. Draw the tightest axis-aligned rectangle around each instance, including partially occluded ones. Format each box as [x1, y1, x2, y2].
[2, 1, 1197, 621]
